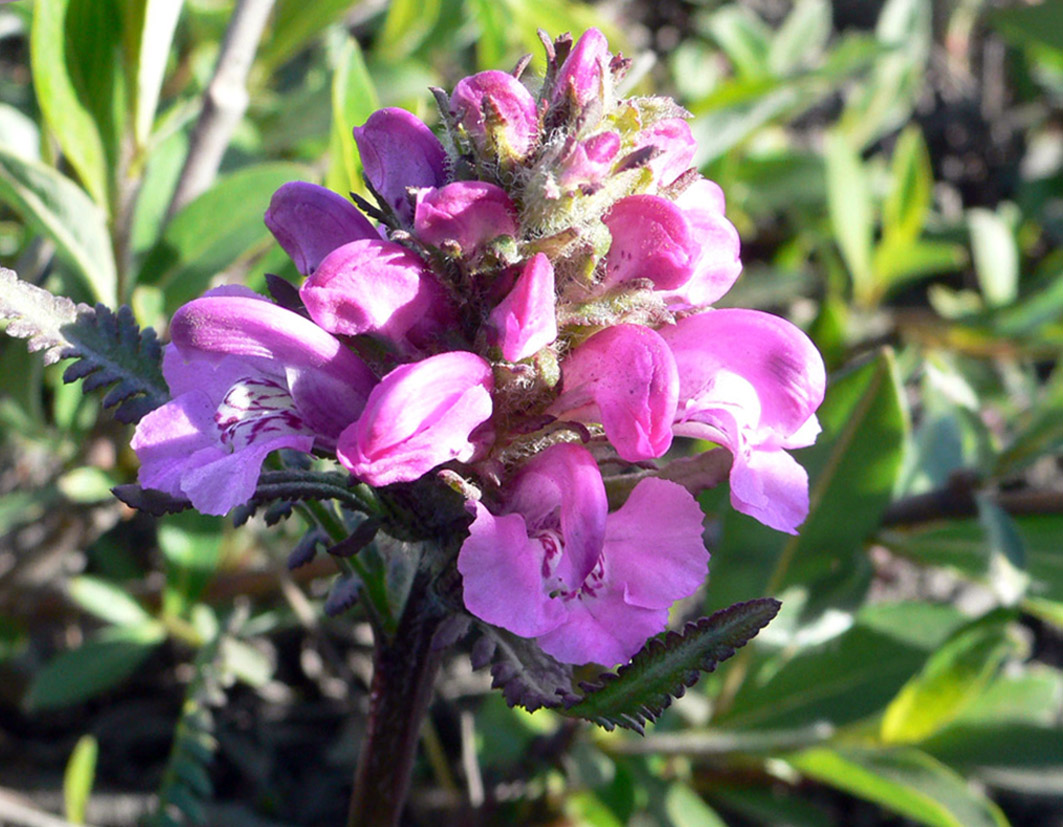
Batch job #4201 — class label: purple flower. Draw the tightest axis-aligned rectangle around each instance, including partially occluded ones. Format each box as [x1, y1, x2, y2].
[458, 443, 707, 665]
[602, 195, 698, 291]
[264, 182, 378, 276]
[656, 179, 742, 310]
[553, 28, 611, 110]
[451, 70, 539, 160]
[353, 108, 448, 224]
[337, 351, 494, 486]
[413, 182, 519, 256]
[488, 253, 557, 361]
[660, 309, 826, 533]
[131, 290, 376, 515]
[549, 324, 678, 462]
[634, 118, 697, 188]
[557, 131, 621, 192]
[300, 238, 456, 353]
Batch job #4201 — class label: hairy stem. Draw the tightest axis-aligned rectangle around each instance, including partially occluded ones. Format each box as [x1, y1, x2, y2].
[347, 573, 445, 827]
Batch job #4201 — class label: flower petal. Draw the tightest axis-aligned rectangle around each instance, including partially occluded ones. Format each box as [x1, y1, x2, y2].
[602, 478, 707, 609]
[729, 446, 810, 535]
[451, 70, 539, 159]
[602, 195, 694, 290]
[353, 108, 447, 224]
[300, 238, 455, 351]
[553, 28, 610, 109]
[337, 352, 493, 486]
[457, 503, 567, 637]
[506, 443, 607, 587]
[488, 253, 557, 361]
[413, 181, 519, 255]
[661, 308, 825, 442]
[536, 597, 667, 666]
[551, 325, 678, 461]
[264, 182, 377, 275]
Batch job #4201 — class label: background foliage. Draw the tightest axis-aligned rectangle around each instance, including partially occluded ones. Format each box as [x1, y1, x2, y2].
[1, 0, 1062, 824]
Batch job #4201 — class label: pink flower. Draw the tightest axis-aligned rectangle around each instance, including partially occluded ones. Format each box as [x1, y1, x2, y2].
[488, 253, 557, 361]
[634, 118, 697, 188]
[337, 351, 494, 486]
[300, 238, 456, 353]
[264, 182, 377, 275]
[451, 70, 539, 160]
[458, 443, 707, 665]
[660, 309, 826, 533]
[557, 132, 621, 192]
[353, 108, 447, 224]
[413, 182, 519, 256]
[656, 179, 742, 310]
[553, 28, 611, 109]
[132, 290, 376, 515]
[549, 325, 679, 462]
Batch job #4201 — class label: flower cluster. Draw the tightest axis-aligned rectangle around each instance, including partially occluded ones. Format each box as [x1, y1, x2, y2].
[132, 29, 825, 666]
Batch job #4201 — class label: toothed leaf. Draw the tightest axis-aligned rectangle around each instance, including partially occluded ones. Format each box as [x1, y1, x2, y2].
[0, 269, 167, 423]
[563, 598, 781, 733]
[475, 626, 577, 712]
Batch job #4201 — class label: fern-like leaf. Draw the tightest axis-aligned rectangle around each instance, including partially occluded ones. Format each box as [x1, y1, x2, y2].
[0, 268, 167, 423]
[563, 598, 781, 733]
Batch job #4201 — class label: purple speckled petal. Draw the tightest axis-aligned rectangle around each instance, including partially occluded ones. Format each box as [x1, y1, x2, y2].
[506, 443, 608, 587]
[602, 194, 696, 290]
[353, 108, 447, 224]
[635, 118, 696, 188]
[457, 503, 567, 637]
[264, 182, 377, 275]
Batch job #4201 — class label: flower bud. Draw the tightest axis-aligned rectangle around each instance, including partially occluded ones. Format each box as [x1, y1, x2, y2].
[353, 108, 447, 224]
[488, 253, 557, 361]
[451, 70, 539, 162]
[264, 182, 377, 275]
[414, 181, 519, 256]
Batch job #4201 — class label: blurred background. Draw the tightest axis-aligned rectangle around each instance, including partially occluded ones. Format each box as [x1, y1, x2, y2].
[1, 0, 1062, 824]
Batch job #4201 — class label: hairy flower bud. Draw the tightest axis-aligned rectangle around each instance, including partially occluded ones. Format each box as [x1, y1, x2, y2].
[451, 70, 539, 162]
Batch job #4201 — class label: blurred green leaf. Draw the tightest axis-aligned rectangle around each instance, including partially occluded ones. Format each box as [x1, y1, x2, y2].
[976, 494, 1029, 606]
[701, 6, 771, 81]
[825, 131, 874, 302]
[57, 466, 119, 503]
[882, 125, 931, 244]
[991, 3, 1063, 55]
[27, 622, 165, 710]
[158, 511, 223, 618]
[788, 747, 1009, 827]
[63, 734, 98, 825]
[873, 239, 967, 291]
[261, 0, 354, 70]
[131, 0, 185, 148]
[29, 0, 111, 206]
[377, 0, 442, 61]
[137, 162, 309, 312]
[880, 614, 1017, 744]
[68, 575, 154, 627]
[663, 783, 728, 827]
[0, 102, 41, 162]
[0, 148, 118, 303]
[709, 785, 833, 827]
[327, 37, 378, 196]
[768, 0, 831, 77]
[838, 0, 930, 148]
[717, 603, 965, 731]
[468, 0, 509, 72]
[968, 208, 1019, 308]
